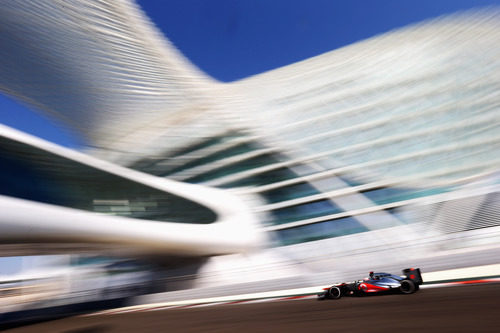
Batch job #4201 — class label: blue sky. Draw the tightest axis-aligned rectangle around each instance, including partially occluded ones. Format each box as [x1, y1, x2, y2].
[140, 0, 499, 82]
[0, 0, 499, 274]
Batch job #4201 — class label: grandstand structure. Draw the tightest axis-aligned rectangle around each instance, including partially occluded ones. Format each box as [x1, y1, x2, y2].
[0, 1, 499, 285]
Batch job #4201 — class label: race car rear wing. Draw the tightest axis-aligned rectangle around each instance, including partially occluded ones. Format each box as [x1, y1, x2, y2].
[403, 268, 423, 285]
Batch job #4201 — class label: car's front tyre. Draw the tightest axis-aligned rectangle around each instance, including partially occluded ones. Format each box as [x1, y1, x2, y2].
[329, 286, 342, 299]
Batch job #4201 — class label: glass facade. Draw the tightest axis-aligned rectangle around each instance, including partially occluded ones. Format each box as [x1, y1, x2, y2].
[261, 182, 321, 203]
[186, 153, 278, 183]
[165, 142, 260, 177]
[131, 133, 453, 246]
[220, 167, 298, 188]
[0, 136, 217, 224]
[269, 199, 343, 225]
[360, 187, 452, 206]
[275, 216, 369, 246]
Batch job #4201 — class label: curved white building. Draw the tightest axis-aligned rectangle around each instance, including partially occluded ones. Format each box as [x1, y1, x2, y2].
[0, 1, 499, 285]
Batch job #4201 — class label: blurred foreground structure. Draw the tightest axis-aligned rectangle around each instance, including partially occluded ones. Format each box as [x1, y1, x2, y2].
[0, 0, 499, 298]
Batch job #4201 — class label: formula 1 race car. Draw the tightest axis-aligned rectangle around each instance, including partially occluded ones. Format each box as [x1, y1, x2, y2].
[318, 268, 423, 300]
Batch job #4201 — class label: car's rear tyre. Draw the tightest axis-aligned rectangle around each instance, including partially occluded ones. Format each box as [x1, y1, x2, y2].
[329, 286, 342, 299]
[400, 279, 416, 294]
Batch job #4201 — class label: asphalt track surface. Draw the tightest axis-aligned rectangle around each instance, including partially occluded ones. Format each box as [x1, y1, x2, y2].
[5, 283, 500, 333]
